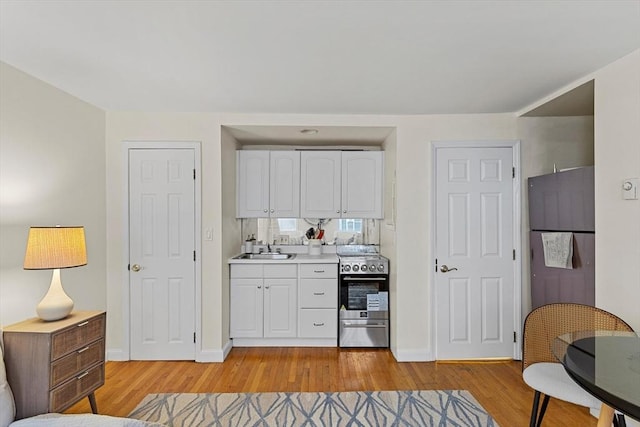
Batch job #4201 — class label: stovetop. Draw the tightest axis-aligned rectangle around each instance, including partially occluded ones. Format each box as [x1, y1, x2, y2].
[337, 246, 388, 275]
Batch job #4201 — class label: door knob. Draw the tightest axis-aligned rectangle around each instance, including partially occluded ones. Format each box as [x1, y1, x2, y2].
[440, 264, 458, 273]
[131, 264, 141, 272]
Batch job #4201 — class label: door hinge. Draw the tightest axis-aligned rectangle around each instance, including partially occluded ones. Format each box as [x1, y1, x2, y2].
[435, 258, 438, 272]
[193, 169, 196, 180]
[127, 264, 130, 271]
[193, 332, 196, 343]
[193, 251, 196, 261]
[512, 167, 515, 178]
[513, 249, 516, 260]
[513, 331, 517, 343]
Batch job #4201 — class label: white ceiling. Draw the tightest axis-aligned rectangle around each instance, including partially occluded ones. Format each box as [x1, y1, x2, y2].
[1, 1, 638, 115]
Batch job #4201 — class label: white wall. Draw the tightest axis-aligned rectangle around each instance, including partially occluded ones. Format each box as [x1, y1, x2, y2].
[0, 62, 106, 327]
[104, 112, 519, 361]
[104, 112, 224, 360]
[593, 50, 640, 331]
[392, 115, 518, 360]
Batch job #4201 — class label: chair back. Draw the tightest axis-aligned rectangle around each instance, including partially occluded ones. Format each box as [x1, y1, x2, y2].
[522, 303, 633, 370]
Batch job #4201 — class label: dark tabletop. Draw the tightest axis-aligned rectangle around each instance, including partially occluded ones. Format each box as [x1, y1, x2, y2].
[554, 331, 640, 421]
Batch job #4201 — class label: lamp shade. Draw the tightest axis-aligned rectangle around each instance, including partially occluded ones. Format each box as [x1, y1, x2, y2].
[24, 226, 87, 270]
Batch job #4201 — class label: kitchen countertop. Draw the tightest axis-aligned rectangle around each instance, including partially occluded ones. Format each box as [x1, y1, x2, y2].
[228, 253, 339, 264]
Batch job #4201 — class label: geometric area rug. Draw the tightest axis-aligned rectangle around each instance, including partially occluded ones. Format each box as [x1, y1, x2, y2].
[128, 390, 499, 426]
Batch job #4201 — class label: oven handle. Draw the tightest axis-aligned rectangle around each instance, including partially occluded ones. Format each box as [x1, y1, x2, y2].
[342, 323, 387, 328]
[342, 276, 387, 281]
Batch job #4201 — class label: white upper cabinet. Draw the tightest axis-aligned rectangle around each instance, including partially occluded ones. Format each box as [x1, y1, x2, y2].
[341, 151, 383, 219]
[237, 150, 300, 218]
[300, 151, 384, 219]
[270, 151, 301, 218]
[300, 151, 342, 218]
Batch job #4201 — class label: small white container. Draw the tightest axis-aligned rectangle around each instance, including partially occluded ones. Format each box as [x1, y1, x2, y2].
[308, 239, 321, 256]
[244, 240, 253, 253]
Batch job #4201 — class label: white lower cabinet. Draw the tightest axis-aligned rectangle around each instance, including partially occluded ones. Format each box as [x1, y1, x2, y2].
[298, 264, 338, 339]
[230, 262, 338, 344]
[298, 309, 337, 338]
[230, 264, 297, 338]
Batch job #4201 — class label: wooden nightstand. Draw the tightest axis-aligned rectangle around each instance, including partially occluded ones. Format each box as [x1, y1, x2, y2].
[2, 311, 106, 420]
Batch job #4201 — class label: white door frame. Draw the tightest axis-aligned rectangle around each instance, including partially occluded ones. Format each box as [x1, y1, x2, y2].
[121, 141, 202, 361]
[431, 140, 522, 360]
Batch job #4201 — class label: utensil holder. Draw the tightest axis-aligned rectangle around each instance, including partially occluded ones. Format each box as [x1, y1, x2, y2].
[308, 239, 321, 256]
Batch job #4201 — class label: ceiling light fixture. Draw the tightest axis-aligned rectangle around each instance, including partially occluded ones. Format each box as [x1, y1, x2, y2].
[300, 128, 319, 135]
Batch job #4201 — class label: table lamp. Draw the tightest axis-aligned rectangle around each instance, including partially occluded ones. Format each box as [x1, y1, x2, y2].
[23, 226, 87, 321]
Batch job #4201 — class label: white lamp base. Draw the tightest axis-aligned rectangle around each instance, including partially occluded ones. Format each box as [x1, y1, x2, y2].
[36, 268, 74, 321]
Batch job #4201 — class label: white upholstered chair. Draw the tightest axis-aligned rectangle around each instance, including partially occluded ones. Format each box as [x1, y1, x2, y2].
[522, 303, 633, 427]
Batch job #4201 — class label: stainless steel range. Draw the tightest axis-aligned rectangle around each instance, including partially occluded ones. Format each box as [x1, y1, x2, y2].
[337, 246, 389, 348]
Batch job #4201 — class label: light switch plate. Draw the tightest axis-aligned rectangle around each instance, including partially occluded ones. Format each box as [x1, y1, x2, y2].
[622, 178, 639, 200]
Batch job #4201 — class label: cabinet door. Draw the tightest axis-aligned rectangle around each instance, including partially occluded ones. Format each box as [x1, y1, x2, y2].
[528, 166, 594, 232]
[263, 278, 297, 338]
[270, 151, 300, 218]
[237, 151, 270, 218]
[300, 151, 341, 218]
[230, 278, 264, 337]
[342, 151, 383, 219]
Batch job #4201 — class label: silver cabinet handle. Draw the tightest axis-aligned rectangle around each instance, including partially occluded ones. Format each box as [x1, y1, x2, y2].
[313, 322, 325, 327]
[313, 270, 325, 273]
[313, 292, 325, 296]
[440, 264, 458, 273]
[131, 264, 141, 272]
[343, 323, 387, 328]
[257, 285, 262, 289]
[77, 321, 89, 327]
[76, 371, 89, 380]
[265, 286, 270, 289]
[77, 346, 90, 354]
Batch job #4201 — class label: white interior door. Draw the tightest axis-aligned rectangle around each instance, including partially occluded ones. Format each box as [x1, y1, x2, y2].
[435, 146, 516, 359]
[129, 148, 196, 360]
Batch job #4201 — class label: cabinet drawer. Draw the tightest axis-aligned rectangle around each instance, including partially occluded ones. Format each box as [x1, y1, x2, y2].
[49, 362, 104, 413]
[231, 264, 263, 278]
[299, 279, 337, 308]
[299, 309, 337, 338]
[264, 264, 297, 278]
[51, 314, 105, 360]
[299, 264, 337, 278]
[50, 339, 105, 388]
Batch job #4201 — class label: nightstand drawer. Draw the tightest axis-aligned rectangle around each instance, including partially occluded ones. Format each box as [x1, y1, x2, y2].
[50, 338, 105, 388]
[50, 362, 104, 413]
[51, 313, 105, 360]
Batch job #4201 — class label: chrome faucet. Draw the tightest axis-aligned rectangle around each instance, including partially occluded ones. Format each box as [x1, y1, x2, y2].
[267, 243, 271, 253]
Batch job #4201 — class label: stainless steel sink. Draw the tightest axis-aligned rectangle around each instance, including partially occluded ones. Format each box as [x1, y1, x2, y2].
[233, 253, 296, 260]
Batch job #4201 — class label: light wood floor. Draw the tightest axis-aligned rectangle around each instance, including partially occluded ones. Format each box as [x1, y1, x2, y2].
[67, 347, 596, 426]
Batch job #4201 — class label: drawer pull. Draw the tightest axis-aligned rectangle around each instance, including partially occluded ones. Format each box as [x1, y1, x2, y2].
[77, 321, 89, 327]
[76, 371, 90, 380]
[77, 346, 90, 354]
[313, 322, 325, 327]
[313, 292, 325, 296]
[313, 270, 325, 273]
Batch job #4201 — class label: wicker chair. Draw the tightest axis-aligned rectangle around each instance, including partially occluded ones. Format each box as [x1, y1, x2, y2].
[522, 303, 633, 427]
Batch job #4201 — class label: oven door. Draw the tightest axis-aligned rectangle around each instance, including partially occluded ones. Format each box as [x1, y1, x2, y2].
[339, 275, 388, 312]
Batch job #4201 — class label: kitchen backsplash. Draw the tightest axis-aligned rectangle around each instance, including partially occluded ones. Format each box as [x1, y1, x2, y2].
[241, 218, 380, 246]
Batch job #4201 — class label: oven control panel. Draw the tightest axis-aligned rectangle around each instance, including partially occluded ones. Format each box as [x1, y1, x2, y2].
[339, 257, 388, 274]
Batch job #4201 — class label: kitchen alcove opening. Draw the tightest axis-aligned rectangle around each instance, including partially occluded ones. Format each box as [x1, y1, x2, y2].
[241, 218, 380, 247]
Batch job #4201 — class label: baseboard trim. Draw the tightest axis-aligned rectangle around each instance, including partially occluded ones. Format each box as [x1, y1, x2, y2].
[106, 348, 127, 361]
[195, 341, 233, 362]
[393, 348, 434, 362]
